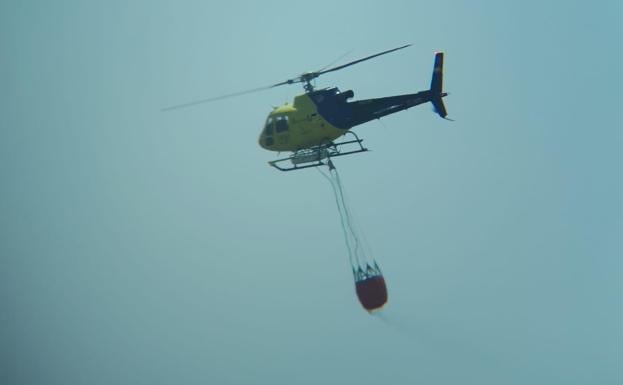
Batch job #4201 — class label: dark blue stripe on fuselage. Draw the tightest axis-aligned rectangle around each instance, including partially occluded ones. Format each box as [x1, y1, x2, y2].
[309, 88, 431, 130]
[308, 88, 352, 129]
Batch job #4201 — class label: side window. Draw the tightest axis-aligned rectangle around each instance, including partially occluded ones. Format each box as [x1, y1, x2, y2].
[275, 115, 289, 133]
[264, 117, 274, 135]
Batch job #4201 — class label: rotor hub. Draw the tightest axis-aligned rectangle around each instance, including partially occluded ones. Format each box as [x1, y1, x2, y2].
[300, 72, 319, 92]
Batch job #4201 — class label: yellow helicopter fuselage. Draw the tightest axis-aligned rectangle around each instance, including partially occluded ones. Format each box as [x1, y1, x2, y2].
[259, 52, 448, 158]
[258, 93, 344, 152]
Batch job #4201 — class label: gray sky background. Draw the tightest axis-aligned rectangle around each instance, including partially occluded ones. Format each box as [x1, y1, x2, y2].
[2, 1, 622, 384]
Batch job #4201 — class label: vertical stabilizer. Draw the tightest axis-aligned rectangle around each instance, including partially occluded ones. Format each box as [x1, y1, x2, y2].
[430, 52, 449, 119]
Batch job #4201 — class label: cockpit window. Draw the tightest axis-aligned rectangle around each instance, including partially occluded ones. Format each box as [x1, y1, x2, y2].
[264, 117, 274, 135]
[275, 115, 289, 133]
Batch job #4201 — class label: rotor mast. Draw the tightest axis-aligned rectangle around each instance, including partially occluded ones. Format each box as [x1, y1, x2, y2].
[301, 72, 318, 92]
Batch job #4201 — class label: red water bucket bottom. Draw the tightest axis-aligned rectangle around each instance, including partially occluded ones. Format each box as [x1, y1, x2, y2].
[355, 275, 388, 312]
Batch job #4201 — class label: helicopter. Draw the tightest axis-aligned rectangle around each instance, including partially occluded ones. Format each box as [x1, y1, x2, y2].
[163, 44, 449, 171]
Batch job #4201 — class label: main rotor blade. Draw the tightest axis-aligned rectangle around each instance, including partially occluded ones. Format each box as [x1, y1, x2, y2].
[317, 44, 412, 75]
[318, 50, 354, 72]
[161, 44, 411, 111]
[161, 81, 292, 112]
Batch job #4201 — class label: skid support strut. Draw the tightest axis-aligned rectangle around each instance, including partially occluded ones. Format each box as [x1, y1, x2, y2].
[268, 131, 368, 172]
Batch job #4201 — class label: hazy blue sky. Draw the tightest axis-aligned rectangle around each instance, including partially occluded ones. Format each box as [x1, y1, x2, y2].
[2, 1, 622, 384]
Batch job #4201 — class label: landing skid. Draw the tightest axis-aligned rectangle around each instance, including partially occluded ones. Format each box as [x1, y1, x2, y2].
[268, 131, 368, 172]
